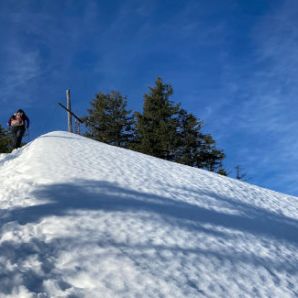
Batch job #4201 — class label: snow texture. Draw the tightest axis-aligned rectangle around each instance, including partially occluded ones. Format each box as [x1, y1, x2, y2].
[0, 131, 297, 297]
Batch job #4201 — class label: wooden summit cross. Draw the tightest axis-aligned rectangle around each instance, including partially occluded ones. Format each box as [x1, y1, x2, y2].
[58, 89, 84, 134]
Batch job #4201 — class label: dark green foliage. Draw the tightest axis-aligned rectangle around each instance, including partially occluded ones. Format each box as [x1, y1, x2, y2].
[133, 77, 226, 174]
[0, 125, 11, 153]
[85, 77, 227, 175]
[217, 167, 228, 176]
[196, 134, 226, 174]
[175, 108, 202, 166]
[85, 91, 134, 147]
[132, 77, 180, 160]
[175, 109, 226, 174]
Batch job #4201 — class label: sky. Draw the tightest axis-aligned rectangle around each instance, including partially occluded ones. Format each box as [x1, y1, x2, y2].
[0, 0, 298, 196]
[0, 131, 297, 296]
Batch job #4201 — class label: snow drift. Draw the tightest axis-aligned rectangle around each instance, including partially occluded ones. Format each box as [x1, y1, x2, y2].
[0, 131, 297, 297]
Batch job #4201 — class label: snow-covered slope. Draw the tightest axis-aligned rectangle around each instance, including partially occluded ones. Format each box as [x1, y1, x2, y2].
[0, 131, 297, 298]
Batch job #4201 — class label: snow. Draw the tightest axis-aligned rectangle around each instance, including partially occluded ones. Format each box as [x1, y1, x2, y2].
[0, 131, 298, 297]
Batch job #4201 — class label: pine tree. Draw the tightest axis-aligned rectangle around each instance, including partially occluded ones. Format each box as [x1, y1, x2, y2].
[133, 78, 180, 160]
[175, 108, 202, 166]
[0, 125, 11, 153]
[196, 133, 226, 174]
[175, 109, 226, 174]
[133, 77, 227, 174]
[85, 91, 134, 148]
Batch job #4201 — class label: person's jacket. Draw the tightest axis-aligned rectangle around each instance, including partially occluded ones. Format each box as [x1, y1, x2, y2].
[8, 113, 30, 129]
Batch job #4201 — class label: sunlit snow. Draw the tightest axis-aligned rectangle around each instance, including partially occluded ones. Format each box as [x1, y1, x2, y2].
[0, 131, 297, 297]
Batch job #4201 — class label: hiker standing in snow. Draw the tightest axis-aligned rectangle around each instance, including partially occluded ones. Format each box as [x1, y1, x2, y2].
[8, 109, 30, 149]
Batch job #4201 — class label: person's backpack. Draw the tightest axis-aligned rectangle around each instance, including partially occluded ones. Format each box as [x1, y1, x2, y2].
[11, 113, 24, 127]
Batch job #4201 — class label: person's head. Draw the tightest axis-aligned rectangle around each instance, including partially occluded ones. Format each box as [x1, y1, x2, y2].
[16, 109, 24, 115]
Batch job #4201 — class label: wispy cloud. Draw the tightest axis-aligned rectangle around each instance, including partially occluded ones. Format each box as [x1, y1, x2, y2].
[0, 1, 100, 105]
[205, 0, 298, 194]
[0, 43, 41, 106]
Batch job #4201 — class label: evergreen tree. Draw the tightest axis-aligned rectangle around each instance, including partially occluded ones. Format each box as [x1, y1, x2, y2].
[175, 109, 226, 175]
[175, 108, 202, 166]
[134, 77, 227, 174]
[196, 133, 226, 174]
[0, 125, 11, 153]
[133, 77, 180, 160]
[85, 91, 134, 147]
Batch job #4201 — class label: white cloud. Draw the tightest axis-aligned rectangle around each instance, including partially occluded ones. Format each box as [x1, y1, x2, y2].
[0, 0, 101, 106]
[0, 43, 41, 105]
[200, 1, 298, 195]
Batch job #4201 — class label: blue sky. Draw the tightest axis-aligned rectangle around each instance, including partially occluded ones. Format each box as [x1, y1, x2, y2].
[1, 0, 298, 196]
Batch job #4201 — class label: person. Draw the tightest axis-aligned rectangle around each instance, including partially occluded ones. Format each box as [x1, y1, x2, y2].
[8, 109, 30, 149]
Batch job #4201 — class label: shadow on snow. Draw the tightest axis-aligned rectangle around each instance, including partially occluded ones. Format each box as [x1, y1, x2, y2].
[2, 179, 297, 245]
[0, 179, 298, 294]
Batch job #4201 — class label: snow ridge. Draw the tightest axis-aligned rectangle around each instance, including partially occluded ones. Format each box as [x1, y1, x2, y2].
[0, 131, 297, 297]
